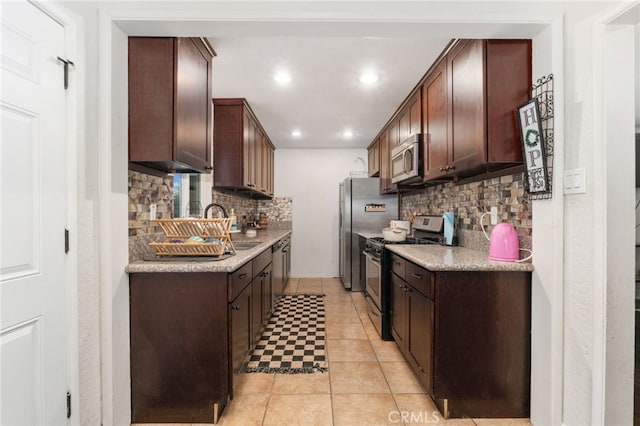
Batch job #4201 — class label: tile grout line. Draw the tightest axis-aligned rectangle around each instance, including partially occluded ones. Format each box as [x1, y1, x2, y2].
[321, 278, 337, 426]
[350, 291, 406, 425]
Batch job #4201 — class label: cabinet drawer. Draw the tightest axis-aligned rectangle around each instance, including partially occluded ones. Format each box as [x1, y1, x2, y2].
[390, 253, 406, 280]
[253, 249, 272, 278]
[405, 262, 434, 299]
[229, 262, 252, 302]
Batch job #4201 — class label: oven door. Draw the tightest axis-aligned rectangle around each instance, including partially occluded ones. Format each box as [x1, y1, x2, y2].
[364, 251, 382, 310]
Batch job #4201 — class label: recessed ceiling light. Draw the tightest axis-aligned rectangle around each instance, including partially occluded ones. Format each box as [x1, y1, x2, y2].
[359, 72, 379, 85]
[291, 130, 301, 137]
[274, 71, 292, 85]
[342, 130, 354, 139]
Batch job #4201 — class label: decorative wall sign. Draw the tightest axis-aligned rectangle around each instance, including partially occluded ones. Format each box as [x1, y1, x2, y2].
[517, 98, 549, 194]
[364, 203, 387, 212]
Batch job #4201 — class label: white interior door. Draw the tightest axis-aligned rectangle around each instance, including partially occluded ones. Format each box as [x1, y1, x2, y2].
[1, 1, 68, 424]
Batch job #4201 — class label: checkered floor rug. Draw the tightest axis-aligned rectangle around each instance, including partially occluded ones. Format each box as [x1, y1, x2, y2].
[245, 294, 327, 374]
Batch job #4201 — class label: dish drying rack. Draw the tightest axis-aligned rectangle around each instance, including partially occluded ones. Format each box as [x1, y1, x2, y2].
[149, 218, 236, 257]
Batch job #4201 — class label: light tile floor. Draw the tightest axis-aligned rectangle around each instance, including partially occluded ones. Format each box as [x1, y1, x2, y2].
[134, 277, 532, 426]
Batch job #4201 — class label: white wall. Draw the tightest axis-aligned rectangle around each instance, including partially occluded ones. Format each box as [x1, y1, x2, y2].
[560, 4, 636, 425]
[529, 22, 564, 426]
[601, 13, 636, 425]
[275, 149, 367, 277]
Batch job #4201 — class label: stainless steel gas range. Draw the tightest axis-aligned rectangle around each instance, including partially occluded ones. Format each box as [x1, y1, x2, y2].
[363, 215, 448, 340]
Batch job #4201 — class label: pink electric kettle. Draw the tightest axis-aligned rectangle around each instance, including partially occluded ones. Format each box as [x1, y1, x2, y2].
[481, 212, 532, 262]
[488, 222, 520, 262]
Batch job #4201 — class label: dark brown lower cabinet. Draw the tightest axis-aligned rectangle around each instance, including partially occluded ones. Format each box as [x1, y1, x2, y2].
[130, 247, 276, 424]
[251, 277, 263, 345]
[390, 259, 531, 419]
[391, 266, 434, 395]
[229, 282, 251, 377]
[390, 273, 407, 348]
[406, 285, 434, 396]
[261, 265, 273, 324]
[129, 272, 229, 424]
[432, 271, 531, 418]
[250, 263, 273, 345]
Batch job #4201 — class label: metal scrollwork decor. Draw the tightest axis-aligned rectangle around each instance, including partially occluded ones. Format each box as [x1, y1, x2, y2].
[518, 73, 554, 199]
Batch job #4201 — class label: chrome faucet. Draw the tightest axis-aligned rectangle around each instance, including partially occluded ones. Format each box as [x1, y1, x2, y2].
[203, 203, 228, 218]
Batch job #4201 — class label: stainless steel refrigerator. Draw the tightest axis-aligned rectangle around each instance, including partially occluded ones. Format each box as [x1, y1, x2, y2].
[339, 177, 398, 291]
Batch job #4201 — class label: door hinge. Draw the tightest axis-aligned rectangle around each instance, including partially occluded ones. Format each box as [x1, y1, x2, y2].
[65, 228, 69, 253]
[66, 391, 71, 418]
[56, 57, 74, 90]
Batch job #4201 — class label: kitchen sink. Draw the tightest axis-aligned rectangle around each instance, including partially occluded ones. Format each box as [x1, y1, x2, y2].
[232, 241, 263, 250]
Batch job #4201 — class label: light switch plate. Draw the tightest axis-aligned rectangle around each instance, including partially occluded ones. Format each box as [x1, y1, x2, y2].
[564, 168, 587, 195]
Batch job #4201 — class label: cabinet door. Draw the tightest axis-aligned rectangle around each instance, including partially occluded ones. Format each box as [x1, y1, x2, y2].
[390, 273, 407, 351]
[261, 265, 273, 324]
[251, 278, 262, 345]
[242, 111, 253, 188]
[378, 131, 390, 193]
[128, 38, 175, 166]
[230, 285, 251, 376]
[254, 131, 263, 193]
[448, 39, 486, 173]
[485, 40, 531, 164]
[389, 120, 400, 149]
[399, 92, 421, 143]
[259, 135, 268, 194]
[129, 37, 213, 173]
[406, 286, 434, 394]
[387, 125, 398, 193]
[267, 144, 274, 196]
[422, 59, 449, 180]
[399, 105, 410, 143]
[409, 90, 422, 137]
[379, 125, 398, 194]
[174, 38, 212, 172]
[368, 139, 380, 177]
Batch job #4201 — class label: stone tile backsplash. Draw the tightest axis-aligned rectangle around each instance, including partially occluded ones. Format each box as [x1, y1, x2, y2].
[128, 170, 173, 236]
[210, 190, 259, 222]
[400, 172, 532, 250]
[128, 180, 294, 261]
[258, 196, 293, 223]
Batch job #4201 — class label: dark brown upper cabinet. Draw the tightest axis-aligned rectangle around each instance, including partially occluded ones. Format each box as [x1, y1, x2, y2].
[371, 38, 531, 191]
[367, 138, 380, 177]
[378, 124, 398, 194]
[212, 98, 275, 199]
[423, 39, 532, 180]
[398, 90, 422, 144]
[128, 37, 215, 173]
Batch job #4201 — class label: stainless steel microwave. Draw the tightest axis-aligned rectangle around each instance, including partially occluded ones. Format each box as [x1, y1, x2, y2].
[391, 134, 423, 184]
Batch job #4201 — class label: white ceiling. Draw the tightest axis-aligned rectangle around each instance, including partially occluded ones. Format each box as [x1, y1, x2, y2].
[117, 6, 548, 149]
[208, 36, 449, 148]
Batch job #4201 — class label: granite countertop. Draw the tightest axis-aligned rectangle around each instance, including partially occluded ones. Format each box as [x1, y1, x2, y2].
[386, 244, 534, 272]
[125, 229, 292, 274]
[358, 231, 384, 239]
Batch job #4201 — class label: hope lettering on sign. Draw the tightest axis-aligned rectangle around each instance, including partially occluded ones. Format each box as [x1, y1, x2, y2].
[517, 99, 548, 193]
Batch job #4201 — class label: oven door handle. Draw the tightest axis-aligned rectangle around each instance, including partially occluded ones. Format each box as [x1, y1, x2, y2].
[363, 251, 380, 265]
